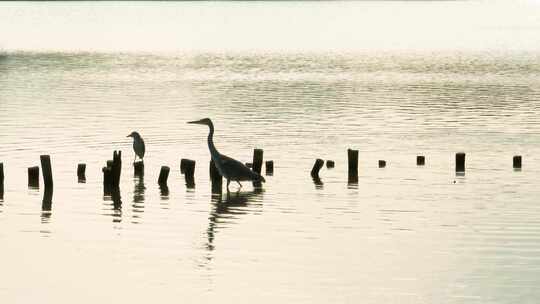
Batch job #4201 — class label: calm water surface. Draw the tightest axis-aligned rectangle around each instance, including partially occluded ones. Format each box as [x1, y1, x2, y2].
[1, 1, 540, 303]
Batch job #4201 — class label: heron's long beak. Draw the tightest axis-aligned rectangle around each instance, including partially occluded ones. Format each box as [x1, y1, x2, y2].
[126, 134, 132, 137]
[188, 120, 204, 125]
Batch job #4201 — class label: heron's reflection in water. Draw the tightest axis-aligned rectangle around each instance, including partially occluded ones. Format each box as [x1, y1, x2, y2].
[206, 189, 264, 253]
[132, 175, 146, 224]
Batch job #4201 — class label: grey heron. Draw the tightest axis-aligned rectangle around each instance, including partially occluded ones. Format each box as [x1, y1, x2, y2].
[127, 131, 145, 163]
[188, 118, 265, 192]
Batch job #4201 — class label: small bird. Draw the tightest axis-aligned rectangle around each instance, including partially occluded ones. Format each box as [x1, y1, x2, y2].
[127, 131, 145, 163]
[188, 118, 265, 192]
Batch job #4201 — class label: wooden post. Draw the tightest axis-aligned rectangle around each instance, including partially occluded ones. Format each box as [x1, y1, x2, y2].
[181, 158, 195, 188]
[417, 156, 425, 166]
[42, 187, 53, 212]
[252, 149, 263, 187]
[455, 152, 466, 172]
[378, 160, 386, 168]
[77, 163, 86, 182]
[134, 161, 144, 177]
[40, 155, 53, 189]
[210, 159, 222, 193]
[348, 149, 358, 183]
[311, 159, 324, 187]
[28, 166, 40, 188]
[311, 159, 324, 179]
[180, 159, 187, 174]
[326, 160, 335, 168]
[180, 158, 195, 175]
[111, 151, 122, 188]
[265, 160, 274, 175]
[513, 155, 522, 169]
[0, 163, 4, 199]
[158, 166, 170, 186]
[252, 149, 264, 174]
[102, 160, 113, 195]
[159, 165, 170, 196]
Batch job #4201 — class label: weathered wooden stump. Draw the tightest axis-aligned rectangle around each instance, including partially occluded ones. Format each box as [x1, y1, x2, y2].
[513, 155, 522, 169]
[77, 163, 86, 182]
[181, 158, 195, 188]
[378, 160, 386, 168]
[28, 166, 40, 188]
[348, 149, 359, 183]
[252, 149, 263, 187]
[265, 160, 274, 175]
[311, 159, 324, 187]
[252, 149, 264, 174]
[326, 160, 335, 168]
[41, 187, 53, 212]
[158, 166, 170, 186]
[0, 162, 4, 199]
[455, 152, 466, 172]
[111, 151, 122, 188]
[311, 158, 324, 179]
[417, 155, 425, 166]
[158, 166, 170, 196]
[40, 156, 53, 211]
[134, 161, 144, 176]
[210, 160, 222, 194]
[102, 161, 113, 195]
[40, 155, 53, 189]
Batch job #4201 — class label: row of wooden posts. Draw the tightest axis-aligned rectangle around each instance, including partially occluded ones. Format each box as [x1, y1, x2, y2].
[310, 150, 524, 183]
[0, 148, 272, 200]
[0, 150, 525, 201]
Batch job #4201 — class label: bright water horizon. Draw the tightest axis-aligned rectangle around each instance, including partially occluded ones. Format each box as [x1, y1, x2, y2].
[1, 1, 540, 303]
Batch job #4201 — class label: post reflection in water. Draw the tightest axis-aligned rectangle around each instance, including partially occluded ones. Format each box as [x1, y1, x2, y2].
[103, 187, 123, 223]
[159, 184, 169, 200]
[205, 189, 264, 253]
[41, 188, 53, 210]
[132, 175, 145, 224]
[39, 187, 53, 236]
[312, 177, 323, 189]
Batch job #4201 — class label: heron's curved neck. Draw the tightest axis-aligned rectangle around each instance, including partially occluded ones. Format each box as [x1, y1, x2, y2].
[207, 123, 220, 160]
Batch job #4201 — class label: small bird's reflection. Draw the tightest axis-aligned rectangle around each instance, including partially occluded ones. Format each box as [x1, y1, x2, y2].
[132, 176, 146, 223]
[134, 176, 145, 203]
[206, 189, 263, 253]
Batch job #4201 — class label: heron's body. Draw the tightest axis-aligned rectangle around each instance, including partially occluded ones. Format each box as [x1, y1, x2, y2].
[127, 131, 145, 162]
[188, 118, 265, 191]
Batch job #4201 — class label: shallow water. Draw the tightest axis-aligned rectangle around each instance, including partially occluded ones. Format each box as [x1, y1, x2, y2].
[1, 1, 540, 303]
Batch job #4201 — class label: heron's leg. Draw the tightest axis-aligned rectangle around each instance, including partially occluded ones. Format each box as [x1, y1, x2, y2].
[226, 179, 231, 192]
[236, 181, 242, 189]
